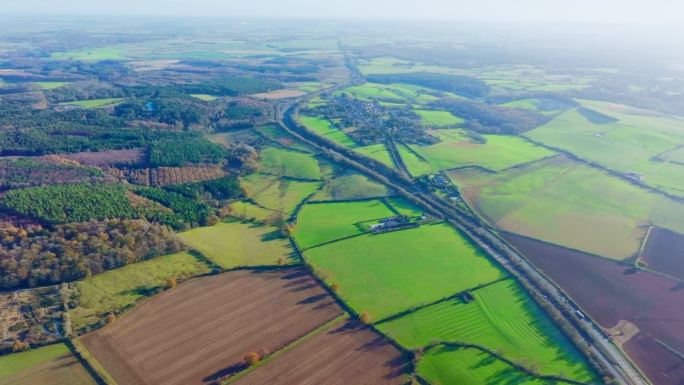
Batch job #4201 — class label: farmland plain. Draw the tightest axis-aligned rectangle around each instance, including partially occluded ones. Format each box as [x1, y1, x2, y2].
[0, 344, 95, 385]
[303, 222, 505, 320]
[259, 147, 321, 180]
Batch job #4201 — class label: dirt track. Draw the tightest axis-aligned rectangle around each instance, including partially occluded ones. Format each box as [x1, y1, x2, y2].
[234, 321, 409, 385]
[82, 269, 342, 385]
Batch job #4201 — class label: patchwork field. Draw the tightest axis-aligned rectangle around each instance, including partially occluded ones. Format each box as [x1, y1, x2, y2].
[526, 101, 684, 197]
[378, 279, 595, 382]
[294, 199, 396, 249]
[0, 343, 95, 385]
[259, 147, 321, 180]
[451, 156, 684, 260]
[177, 221, 295, 268]
[641, 227, 684, 280]
[69, 251, 211, 331]
[81, 269, 342, 385]
[304, 222, 505, 320]
[228, 200, 278, 222]
[417, 345, 553, 385]
[298, 115, 357, 148]
[356, 143, 394, 167]
[505, 234, 684, 385]
[240, 173, 321, 215]
[404, 129, 554, 175]
[234, 321, 409, 385]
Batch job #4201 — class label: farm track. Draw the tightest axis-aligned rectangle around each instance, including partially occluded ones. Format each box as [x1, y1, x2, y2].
[81, 269, 342, 385]
[276, 55, 648, 385]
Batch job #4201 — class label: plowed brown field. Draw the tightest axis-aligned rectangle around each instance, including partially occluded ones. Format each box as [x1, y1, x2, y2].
[234, 321, 409, 385]
[504, 233, 684, 385]
[641, 227, 684, 281]
[82, 269, 342, 385]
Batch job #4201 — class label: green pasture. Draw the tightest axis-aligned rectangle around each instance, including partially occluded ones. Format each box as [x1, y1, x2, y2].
[356, 143, 394, 167]
[312, 173, 390, 201]
[259, 147, 321, 180]
[177, 221, 294, 269]
[450, 156, 684, 260]
[241, 173, 320, 214]
[69, 251, 210, 331]
[379, 279, 596, 382]
[0, 344, 70, 377]
[254, 124, 315, 153]
[51, 47, 125, 61]
[418, 346, 551, 385]
[33, 82, 69, 90]
[190, 94, 218, 101]
[227, 200, 276, 222]
[405, 130, 554, 174]
[298, 114, 357, 148]
[294, 199, 395, 249]
[304, 222, 505, 320]
[414, 109, 464, 127]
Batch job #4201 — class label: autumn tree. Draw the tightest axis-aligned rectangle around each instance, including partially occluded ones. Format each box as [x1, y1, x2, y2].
[244, 351, 260, 366]
[167, 277, 178, 288]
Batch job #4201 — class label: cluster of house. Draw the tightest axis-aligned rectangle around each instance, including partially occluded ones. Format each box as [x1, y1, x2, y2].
[369, 215, 422, 234]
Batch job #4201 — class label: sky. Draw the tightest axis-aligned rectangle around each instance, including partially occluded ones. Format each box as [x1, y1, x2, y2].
[2, 0, 684, 24]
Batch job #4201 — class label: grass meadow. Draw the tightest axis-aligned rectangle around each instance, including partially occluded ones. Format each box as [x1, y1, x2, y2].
[303, 222, 505, 320]
[0, 344, 95, 385]
[259, 147, 321, 180]
[177, 221, 294, 268]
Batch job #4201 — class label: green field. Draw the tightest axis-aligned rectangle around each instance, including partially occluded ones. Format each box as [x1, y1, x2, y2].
[190, 94, 218, 101]
[386, 196, 424, 217]
[298, 114, 357, 148]
[61, 98, 124, 109]
[51, 47, 125, 61]
[259, 147, 321, 180]
[404, 129, 554, 175]
[414, 109, 464, 127]
[177, 221, 294, 268]
[312, 172, 390, 201]
[294, 199, 395, 249]
[0, 344, 95, 385]
[240, 173, 320, 214]
[450, 156, 684, 260]
[526, 102, 684, 197]
[339, 82, 442, 105]
[356, 143, 394, 167]
[417, 346, 552, 385]
[228, 200, 279, 222]
[378, 279, 595, 382]
[304, 222, 505, 320]
[254, 124, 316, 153]
[33, 82, 69, 90]
[69, 251, 210, 330]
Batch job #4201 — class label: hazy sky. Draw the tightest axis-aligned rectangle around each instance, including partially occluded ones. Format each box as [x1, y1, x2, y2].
[2, 0, 684, 23]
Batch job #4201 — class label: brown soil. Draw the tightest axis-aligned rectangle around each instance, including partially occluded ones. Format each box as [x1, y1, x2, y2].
[234, 321, 409, 385]
[642, 227, 684, 281]
[624, 334, 684, 385]
[503, 233, 684, 385]
[81, 269, 342, 385]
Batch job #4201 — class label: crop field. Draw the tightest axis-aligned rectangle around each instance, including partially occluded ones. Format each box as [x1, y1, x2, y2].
[417, 346, 552, 385]
[641, 227, 684, 280]
[177, 221, 295, 268]
[240, 173, 321, 215]
[0, 343, 95, 385]
[303, 222, 505, 320]
[526, 101, 684, 197]
[69, 251, 211, 331]
[338, 82, 441, 105]
[294, 199, 396, 249]
[312, 172, 390, 201]
[378, 279, 595, 382]
[505, 234, 684, 385]
[233, 321, 409, 385]
[61, 98, 124, 108]
[451, 156, 684, 260]
[405, 129, 554, 174]
[81, 269, 343, 385]
[414, 109, 464, 127]
[259, 147, 321, 180]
